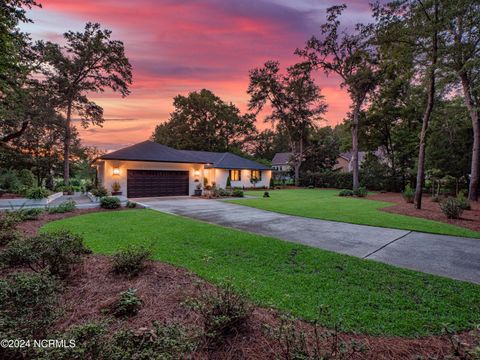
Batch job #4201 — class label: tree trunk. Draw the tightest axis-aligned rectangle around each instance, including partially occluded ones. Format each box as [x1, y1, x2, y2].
[414, 20, 438, 209]
[293, 138, 304, 187]
[460, 73, 480, 201]
[351, 102, 361, 190]
[64, 101, 72, 185]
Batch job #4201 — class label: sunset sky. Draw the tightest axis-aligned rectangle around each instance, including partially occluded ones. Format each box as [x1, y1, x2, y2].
[22, 0, 374, 151]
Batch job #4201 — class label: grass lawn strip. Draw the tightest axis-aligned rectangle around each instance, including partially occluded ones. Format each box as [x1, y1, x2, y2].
[228, 189, 480, 238]
[41, 209, 480, 337]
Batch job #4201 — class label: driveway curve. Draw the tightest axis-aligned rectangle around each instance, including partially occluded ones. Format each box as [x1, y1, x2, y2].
[134, 197, 480, 284]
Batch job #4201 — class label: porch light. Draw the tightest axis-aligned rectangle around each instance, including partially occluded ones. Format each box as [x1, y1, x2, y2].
[113, 167, 120, 175]
[194, 170, 200, 176]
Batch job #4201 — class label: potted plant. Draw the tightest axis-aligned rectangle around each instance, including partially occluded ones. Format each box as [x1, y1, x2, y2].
[194, 182, 202, 196]
[111, 181, 122, 196]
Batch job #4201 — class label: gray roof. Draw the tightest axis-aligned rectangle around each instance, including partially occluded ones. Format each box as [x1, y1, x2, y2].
[272, 152, 292, 166]
[100, 141, 206, 163]
[100, 141, 270, 170]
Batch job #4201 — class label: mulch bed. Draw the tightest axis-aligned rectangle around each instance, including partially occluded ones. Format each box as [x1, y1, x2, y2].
[367, 192, 480, 232]
[4, 210, 477, 359]
[0, 192, 24, 199]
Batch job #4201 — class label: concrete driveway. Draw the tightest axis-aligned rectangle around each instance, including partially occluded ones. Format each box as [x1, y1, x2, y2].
[134, 197, 480, 284]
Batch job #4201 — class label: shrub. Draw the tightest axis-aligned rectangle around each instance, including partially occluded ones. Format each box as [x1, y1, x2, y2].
[188, 283, 251, 344]
[268, 307, 365, 360]
[217, 188, 230, 197]
[353, 186, 368, 197]
[126, 200, 137, 208]
[0, 272, 59, 340]
[26, 186, 50, 199]
[47, 200, 76, 214]
[263, 191, 270, 198]
[37, 321, 196, 360]
[300, 170, 353, 189]
[0, 230, 90, 277]
[100, 196, 121, 209]
[338, 189, 354, 197]
[62, 185, 75, 194]
[232, 189, 244, 197]
[0, 229, 22, 246]
[0, 170, 20, 193]
[456, 193, 471, 210]
[35, 322, 107, 360]
[402, 184, 415, 203]
[108, 288, 142, 318]
[18, 169, 35, 188]
[0, 211, 22, 230]
[226, 176, 231, 188]
[269, 177, 274, 188]
[112, 246, 151, 277]
[11, 207, 44, 221]
[440, 197, 464, 219]
[91, 186, 108, 197]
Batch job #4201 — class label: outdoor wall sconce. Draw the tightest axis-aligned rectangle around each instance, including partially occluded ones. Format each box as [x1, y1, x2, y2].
[113, 167, 120, 176]
[194, 170, 200, 176]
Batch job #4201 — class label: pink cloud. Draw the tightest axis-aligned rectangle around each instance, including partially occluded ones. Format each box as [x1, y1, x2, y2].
[23, 0, 366, 149]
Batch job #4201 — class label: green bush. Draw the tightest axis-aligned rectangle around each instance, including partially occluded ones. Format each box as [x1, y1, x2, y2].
[300, 170, 353, 189]
[456, 193, 471, 210]
[0, 229, 22, 246]
[338, 189, 354, 197]
[0, 230, 90, 277]
[91, 186, 108, 197]
[440, 197, 464, 219]
[47, 200, 76, 214]
[26, 186, 50, 199]
[353, 186, 368, 197]
[0, 170, 20, 193]
[18, 169, 36, 188]
[0, 211, 22, 230]
[62, 185, 75, 194]
[11, 207, 44, 221]
[112, 246, 151, 277]
[263, 191, 270, 198]
[126, 201, 137, 208]
[100, 196, 121, 209]
[402, 184, 415, 203]
[37, 321, 196, 360]
[188, 283, 251, 344]
[232, 189, 244, 197]
[0, 272, 59, 341]
[226, 176, 231, 188]
[108, 288, 142, 318]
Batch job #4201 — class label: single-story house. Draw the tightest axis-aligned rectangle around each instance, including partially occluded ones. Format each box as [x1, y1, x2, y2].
[93, 141, 271, 198]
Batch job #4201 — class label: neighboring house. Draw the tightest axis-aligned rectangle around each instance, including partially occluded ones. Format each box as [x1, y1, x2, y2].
[93, 141, 271, 198]
[334, 148, 388, 173]
[272, 152, 292, 172]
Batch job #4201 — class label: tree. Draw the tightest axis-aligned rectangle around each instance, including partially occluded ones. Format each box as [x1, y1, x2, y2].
[441, 0, 480, 200]
[301, 126, 340, 174]
[297, 4, 378, 190]
[0, 0, 43, 148]
[152, 89, 256, 153]
[35, 22, 132, 184]
[248, 61, 327, 185]
[374, 0, 441, 209]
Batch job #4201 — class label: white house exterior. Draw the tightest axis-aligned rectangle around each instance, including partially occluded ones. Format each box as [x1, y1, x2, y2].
[94, 141, 271, 198]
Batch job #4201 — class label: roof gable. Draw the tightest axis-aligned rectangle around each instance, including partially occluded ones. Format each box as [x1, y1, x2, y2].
[272, 152, 292, 165]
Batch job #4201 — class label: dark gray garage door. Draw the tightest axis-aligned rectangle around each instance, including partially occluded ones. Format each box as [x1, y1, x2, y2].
[127, 170, 189, 198]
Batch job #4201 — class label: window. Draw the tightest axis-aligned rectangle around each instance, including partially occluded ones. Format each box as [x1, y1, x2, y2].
[230, 169, 241, 181]
[251, 170, 261, 181]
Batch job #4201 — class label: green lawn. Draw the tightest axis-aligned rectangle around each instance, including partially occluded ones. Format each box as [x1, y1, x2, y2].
[42, 209, 480, 337]
[227, 189, 480, 238]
